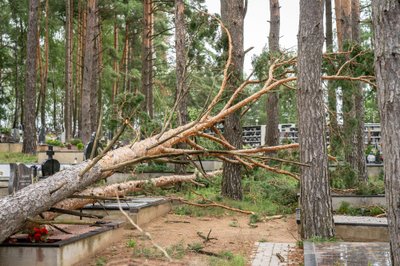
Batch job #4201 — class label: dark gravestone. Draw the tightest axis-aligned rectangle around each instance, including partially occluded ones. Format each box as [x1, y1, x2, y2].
[8, 163, 33, 194]
[84, 133, 103, 160]
[41, 145, 60, 177]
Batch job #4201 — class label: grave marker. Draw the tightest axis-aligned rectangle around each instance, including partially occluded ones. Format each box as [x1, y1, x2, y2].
[41, 145, 60, 177]
[8, 163, 33, 194]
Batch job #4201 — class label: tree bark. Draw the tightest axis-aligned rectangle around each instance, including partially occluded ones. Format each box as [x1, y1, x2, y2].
[352, 0, 367, 182]
[372, 1, 400, 263]
[265, 0, 280, 148]
[174, 0, 189, 174]
[81, 0, 96, 144]
[298, 0, 335, 239]
[22, 0, 40, 154]
[141, 0, 154, 119]
[220, 0, 245, 200]
[90, 11, 100, 134]
[40, 0, 49, 130]
[65, 0, 73, 142]
[326, 0, 340, 156]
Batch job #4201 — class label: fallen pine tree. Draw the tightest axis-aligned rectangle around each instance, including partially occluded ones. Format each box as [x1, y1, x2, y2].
[0, 16, 375, 242]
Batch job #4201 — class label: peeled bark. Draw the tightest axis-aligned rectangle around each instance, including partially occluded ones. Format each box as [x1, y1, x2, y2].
[265, 0, 280, 148]
[372, 1, 400, 263]
[297, 0, 335, 239]
[220, 0, 245, 200]
[22, 0, 39, 154]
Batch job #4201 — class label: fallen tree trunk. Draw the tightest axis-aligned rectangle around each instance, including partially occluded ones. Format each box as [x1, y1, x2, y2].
[43, 170, 222, 220]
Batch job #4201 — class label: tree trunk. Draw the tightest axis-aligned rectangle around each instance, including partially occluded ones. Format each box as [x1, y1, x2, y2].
[141, 0, 154, 119]
[81, 0, 96, 144]
[39, 0, 49, 130]
[265, 0, 280, 148]
[351, 0, 367, 182]
[337, 0, 366, 181]
[22, 0, 39, 154]
[90, 11, 100, 134]
[326, 0, 340, 156]
[298, 0, 335, 239]
[112, 20, 119, 107]
[65, 0, 73, 142]
[220, 0, 245, 200]
[372, 1, 400, 263]
[174, 0, 189, 174]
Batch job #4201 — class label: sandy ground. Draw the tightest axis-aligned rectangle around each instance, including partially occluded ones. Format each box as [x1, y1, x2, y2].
[77, 213, 299, 266]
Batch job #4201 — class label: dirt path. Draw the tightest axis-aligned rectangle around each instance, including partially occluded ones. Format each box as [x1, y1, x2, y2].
[79, 213, 298, 266]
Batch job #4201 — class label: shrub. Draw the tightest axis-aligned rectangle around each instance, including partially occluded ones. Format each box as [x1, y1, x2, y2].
[46, 139, 63, 147]
[70, 138, 82, 146]
[76, 143, 84, 150]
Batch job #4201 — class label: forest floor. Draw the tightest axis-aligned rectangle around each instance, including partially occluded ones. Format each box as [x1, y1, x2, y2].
[79, 213, 302, 266]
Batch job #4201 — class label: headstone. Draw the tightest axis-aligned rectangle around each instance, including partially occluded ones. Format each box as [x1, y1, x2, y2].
[84, 132, 103, 160]
[11, 128, 20, 143]
[367, 154, 376, 164]
[8, 163, 33, 194]
[60, 131, 66, 144]
[38, 127, 46, 144]
[41, 145, 60, 177]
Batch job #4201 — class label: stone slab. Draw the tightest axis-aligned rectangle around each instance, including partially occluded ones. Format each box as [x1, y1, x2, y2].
[304, 241, 391, 266]
[251, 242, 295, 266]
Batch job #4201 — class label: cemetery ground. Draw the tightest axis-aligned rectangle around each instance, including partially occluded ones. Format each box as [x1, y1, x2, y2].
[83, 212, 300, 266]
[0, 151, 387, 265]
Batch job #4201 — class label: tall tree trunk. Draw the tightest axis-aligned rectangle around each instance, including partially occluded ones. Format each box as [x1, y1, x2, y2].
[220, 0, 245, 200]
[351, 0, 367, 182]
[112, 20, 119, 107]
[141, 0, 154, 119]
[39, 0, 49, 130]
[174, 0, 189, 174]
[23, 0, 40, 154]
[326, 0, 340, 156]
[265, 0, 280, 147]
[81, 0, 96, 144]
[90, 11, 100, 134]
[298, 0, 335, 238]
[339, 0, 367, 181]
[12, 40, 20, 129]
[372, 1, 400, 263]
[74, 0, 84, 138]
[65, 0, 73, 141]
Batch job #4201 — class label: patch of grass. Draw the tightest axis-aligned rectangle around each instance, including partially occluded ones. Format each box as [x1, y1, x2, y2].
[336, 201, 385, 216]
[258, 238, 268, 243]
[188, 242, 204, 252]
[95, 257, 107, 266]
[0, 152, 37, 163]
[166, 242, 186, 259]
[355, 181, 385, 195]
[229, 220, 239, 227]
[296, 240, 304, 248]
[249, 213, 261, 224]
[208, 252, 246, 266]
[154, 168, 299, 218]
[126, 239, 136, 248]
[133, 246, 164, 259]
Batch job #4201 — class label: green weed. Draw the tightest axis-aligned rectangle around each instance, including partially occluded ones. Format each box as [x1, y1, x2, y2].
[0, 152, 37, 163]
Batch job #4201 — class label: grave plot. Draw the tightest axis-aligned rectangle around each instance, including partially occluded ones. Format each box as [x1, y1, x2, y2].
[0, 222, 124, 266]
